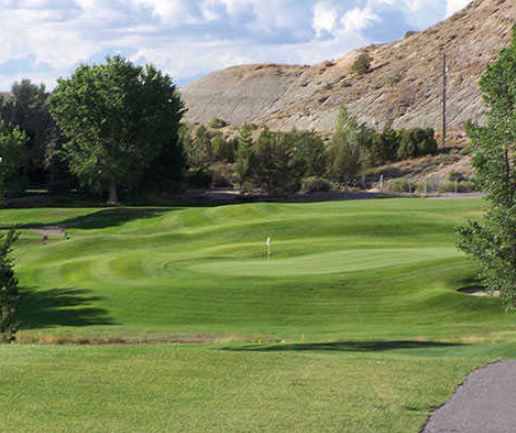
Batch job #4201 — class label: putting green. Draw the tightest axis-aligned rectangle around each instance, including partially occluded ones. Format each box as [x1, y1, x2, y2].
[192, 247, 462, 277]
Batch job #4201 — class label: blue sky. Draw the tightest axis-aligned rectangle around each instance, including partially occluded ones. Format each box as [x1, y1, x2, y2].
[0, 0, 473, 90]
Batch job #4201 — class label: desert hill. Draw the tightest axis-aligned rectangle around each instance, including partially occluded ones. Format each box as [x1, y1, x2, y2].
[182, 0, 515, 132]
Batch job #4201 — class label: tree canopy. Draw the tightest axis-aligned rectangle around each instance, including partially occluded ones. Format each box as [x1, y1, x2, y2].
[0, 121, 26, 193]
[49, 56, 185, 203]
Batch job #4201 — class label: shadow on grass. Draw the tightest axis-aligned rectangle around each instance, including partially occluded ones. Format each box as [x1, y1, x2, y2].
[17, 288, 115, 329]
[56, 208, 173, 230]
[224, 340, 464, 353]
[8, 207, 177, 231]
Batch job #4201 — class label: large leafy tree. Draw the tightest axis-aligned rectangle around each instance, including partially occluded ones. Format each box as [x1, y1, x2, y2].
[457, 26, 516, 310]
[49, 56, 185, 203]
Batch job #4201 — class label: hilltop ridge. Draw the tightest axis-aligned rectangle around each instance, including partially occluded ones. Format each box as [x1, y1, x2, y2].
[182, 0, 515, 132]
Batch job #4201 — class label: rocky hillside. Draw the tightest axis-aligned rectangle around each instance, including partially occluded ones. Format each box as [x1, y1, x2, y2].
[182, 0, 515, 133]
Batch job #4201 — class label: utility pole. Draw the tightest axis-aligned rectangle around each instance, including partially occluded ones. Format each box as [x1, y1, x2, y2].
[441, 53, 448, 148]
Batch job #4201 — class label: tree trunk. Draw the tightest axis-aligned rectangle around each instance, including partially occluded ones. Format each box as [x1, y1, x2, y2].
[108, 177, 118, 205]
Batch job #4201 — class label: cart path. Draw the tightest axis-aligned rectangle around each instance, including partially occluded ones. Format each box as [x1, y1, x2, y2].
[421, 360, 516, 433]
[32, 226, 66, 237]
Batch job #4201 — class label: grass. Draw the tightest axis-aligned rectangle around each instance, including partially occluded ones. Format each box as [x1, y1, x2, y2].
[0, 198, 515, 432]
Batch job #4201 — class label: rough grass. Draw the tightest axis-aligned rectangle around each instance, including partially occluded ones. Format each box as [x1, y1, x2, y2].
[1, 198, 515, 433]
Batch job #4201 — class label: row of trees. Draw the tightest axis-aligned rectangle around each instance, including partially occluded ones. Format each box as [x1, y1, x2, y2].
[0, 57, 186, 202]
[0, 57, 439, 202]
[185, 108, 438, 194]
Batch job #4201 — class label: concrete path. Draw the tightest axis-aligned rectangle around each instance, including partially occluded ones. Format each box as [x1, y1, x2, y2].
[422, 360, 516, 433]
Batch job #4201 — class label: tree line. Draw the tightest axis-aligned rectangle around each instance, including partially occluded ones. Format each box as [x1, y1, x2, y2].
[184, 108, 438, 195]
[0, 56, 185, 202]
[0, 55, 440, 202]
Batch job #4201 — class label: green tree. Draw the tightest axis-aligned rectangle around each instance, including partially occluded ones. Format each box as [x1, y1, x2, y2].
[369, 120, 399, 166]
[290, 130, 327, 178]
[0, 80, 52, 186]
[397, 128, 437, 160]
[0, 121, 26, 193]
[236, 123, 254, 185]
[186, 125, 213, 170]
[328, 107, 366, 183]
[250, 129, 302, 195]
[212, 132, 235, 163]
[457, 26, 516, 310]
[0, 230, 19, 344]
[49, 56, 185, 203]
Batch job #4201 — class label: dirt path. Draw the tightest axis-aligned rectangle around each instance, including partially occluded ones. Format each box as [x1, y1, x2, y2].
[421, 360, 516, 433]
[32, 226, 66, 237]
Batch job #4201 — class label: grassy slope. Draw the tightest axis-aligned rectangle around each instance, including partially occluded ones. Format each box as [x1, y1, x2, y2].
[1, 198, 515, 433]
[7, 198, 514, 343]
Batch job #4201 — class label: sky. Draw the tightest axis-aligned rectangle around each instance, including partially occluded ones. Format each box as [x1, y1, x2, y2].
[0, 0, 473, 90]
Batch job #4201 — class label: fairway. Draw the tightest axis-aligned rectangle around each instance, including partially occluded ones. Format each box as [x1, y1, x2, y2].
[8, 198, 513, 342]
[1, 198, 515, 433]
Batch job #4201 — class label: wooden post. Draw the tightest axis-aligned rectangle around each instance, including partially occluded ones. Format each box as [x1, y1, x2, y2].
[442, 53, 447, 148]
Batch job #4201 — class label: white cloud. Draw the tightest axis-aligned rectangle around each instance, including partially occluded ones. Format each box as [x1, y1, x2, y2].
[341, 6, 379, 32]
[313, 1, 337, 37]
[0, 0, 470, 90]
[132, 0, 199, 24]
[446, 0, 472, 17]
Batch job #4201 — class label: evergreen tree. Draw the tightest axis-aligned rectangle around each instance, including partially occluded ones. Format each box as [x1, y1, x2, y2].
[0, 230, 19, 344]
[236, 123, 254, 185]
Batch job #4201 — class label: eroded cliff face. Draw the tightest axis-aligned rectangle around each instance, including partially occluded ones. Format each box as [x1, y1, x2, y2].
[182, 0, 515, 132]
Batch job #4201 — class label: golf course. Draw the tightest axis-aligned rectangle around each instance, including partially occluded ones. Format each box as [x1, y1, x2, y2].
[0, 197, 514, 433]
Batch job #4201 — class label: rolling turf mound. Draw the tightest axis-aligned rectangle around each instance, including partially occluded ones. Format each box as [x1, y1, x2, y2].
[4, 198, 513, 344]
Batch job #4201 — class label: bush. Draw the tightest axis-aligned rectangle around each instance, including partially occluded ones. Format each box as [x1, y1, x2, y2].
[352, 53, 372, 75]
[388, 74, 402, 87]
[397, 128, 438, 160]
[438, 180, 477, 193]
[386, 178, 417, 193]
[447, 170, 464, 182]
[300, 177, 334, 194]
[208, 118, 227, 129]
[239, 181, 254, 194]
